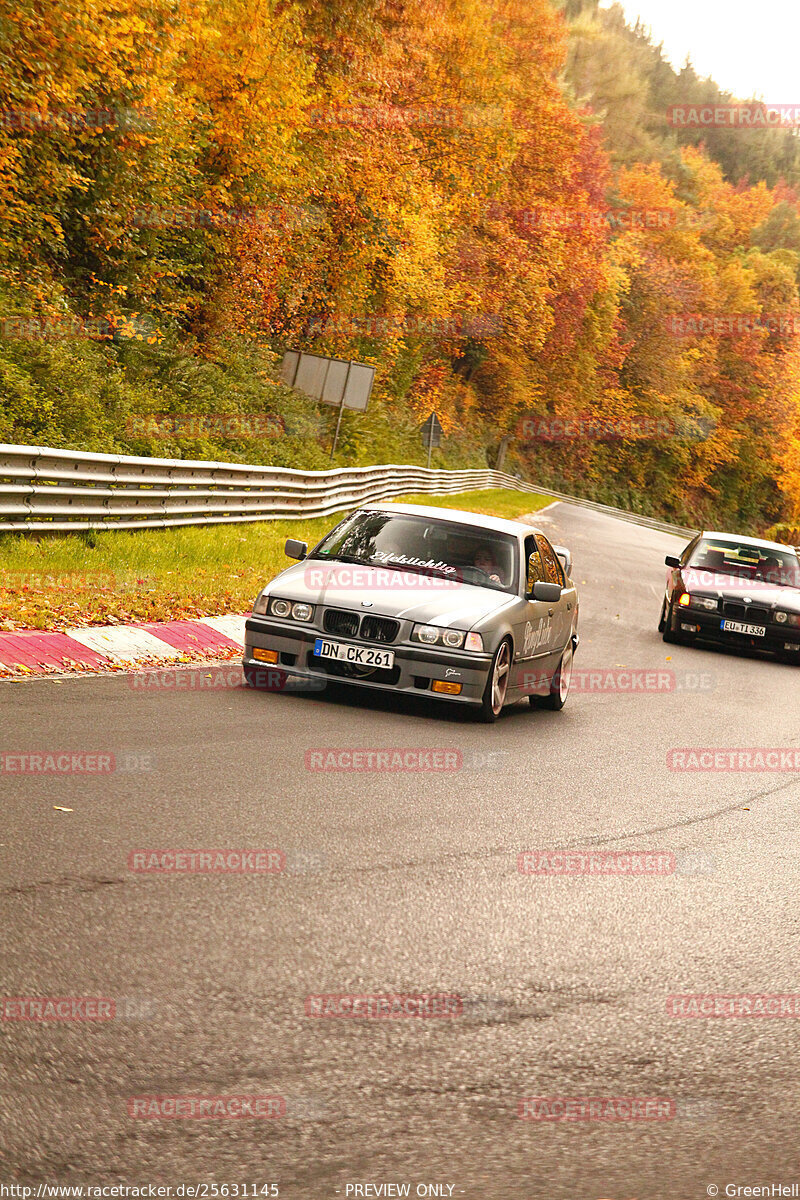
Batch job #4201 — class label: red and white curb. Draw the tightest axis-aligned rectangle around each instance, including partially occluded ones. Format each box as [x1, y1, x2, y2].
[0, 615, 247, 678]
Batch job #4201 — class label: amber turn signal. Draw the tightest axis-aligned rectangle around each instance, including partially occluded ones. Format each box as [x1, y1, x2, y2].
[253, 648, 279, 664]
[431, 680, 462, 695]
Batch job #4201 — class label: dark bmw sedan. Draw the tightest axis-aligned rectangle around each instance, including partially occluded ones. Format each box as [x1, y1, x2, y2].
[659, 531, 800, 662]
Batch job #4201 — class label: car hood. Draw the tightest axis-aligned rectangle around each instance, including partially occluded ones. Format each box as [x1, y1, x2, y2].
[682, 568, 800, 611]
[263, 560, 518, 628]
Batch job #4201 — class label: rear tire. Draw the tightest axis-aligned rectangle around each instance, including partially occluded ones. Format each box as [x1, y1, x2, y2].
[478, 639, 512, 723]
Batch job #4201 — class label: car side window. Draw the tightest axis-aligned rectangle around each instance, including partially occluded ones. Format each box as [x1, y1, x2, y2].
[525, 535, 545, 593]
[538, 535, 564, 586]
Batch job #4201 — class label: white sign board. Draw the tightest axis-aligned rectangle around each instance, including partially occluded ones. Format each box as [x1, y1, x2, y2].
[280, 351, 375, 411]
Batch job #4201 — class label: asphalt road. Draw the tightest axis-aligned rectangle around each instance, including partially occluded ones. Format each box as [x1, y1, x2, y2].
[2, 502, 800, 1200]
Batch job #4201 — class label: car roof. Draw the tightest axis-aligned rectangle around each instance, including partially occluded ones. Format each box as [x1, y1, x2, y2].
[699, 531, 799, 555]
[358, 501, 541, 538]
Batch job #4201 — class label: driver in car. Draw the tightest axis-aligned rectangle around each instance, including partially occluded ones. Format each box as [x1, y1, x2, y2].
[474, 546, 504, 586]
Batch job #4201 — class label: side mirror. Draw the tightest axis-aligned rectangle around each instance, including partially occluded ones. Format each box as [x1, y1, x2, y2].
[665, 554, 681, 568]
[553, 544, 572, 577]
[531, 581, 562, 603]
[285, 538, 308, 560]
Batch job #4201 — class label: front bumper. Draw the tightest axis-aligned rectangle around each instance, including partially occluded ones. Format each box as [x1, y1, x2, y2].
[674, 608, 800, 656]
[243, 617, 494, 704]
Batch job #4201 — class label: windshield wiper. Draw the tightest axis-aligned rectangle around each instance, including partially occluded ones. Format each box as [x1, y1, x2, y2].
[315, 553, 369, 565]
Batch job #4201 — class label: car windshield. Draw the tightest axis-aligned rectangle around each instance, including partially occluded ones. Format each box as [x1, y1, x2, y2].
[312, 510, 519, 592]
[687, 539, 800, 588]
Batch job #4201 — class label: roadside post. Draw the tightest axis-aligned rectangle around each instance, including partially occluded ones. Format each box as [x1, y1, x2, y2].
[421, 413, 443, 469]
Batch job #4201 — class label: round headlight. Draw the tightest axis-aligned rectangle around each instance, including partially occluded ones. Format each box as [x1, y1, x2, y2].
[775, 611, 788, 623]
[270, 598, 291, 617]
[698, 597, 717, 611]
[417, 625, 440, 644]
[442, 630, 464, 648]
[292, 602, 313, 621]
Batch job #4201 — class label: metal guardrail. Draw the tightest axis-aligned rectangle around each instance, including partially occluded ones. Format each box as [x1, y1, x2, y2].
[0, 443, 695, 537]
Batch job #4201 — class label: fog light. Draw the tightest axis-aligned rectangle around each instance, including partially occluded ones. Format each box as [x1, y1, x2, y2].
[253, 648, 279, 664]
[432, 680, 462, 695]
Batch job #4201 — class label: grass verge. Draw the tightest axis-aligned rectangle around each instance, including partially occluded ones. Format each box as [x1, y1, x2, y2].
[0, 488, 552, 630]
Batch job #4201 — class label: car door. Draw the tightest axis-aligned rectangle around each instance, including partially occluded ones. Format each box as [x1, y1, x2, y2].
[668, 533, 700, 603]
[537, 534, 575, 652]
[511, 535, 561, 695]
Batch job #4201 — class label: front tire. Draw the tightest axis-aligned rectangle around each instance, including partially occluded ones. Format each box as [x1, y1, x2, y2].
[661, 602, 681, 643]
[478, 639, 512, 723]
[543, 641, 574, 711]
[658, 598, 667, 632]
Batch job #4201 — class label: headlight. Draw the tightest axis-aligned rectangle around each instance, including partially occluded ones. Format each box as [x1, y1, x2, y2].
[681, 594, 717, 611]
[411, 624, 476, 649]
[266, 597, 315, 621]
[776, 611, 788, 624]
[775, 611, 800, 626]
